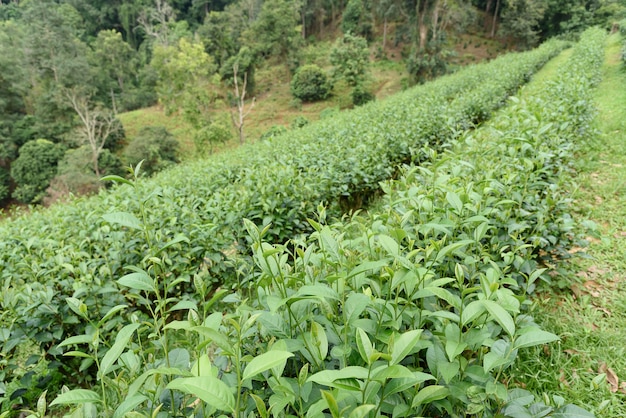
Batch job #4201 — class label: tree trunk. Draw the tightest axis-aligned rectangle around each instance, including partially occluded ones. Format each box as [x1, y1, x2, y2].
[484, 0, 493, 31]
[382, 17, 388, 52]
[431, 0, 439, 42]
[491, 0, 500, 38]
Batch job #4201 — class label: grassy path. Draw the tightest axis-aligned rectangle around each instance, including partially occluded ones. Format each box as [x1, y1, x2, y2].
[510, 33, 626, 416]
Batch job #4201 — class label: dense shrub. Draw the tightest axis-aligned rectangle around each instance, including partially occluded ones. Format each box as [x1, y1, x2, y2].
[259, 124, 288, 140]
[10, 139, 64, 203]
[290, 115, 310, 129]
[291, 64, 332, 102]
[351, 84, 376, 106]
[123, 126, 179, 176]
[45, 146, 125, 204]
[0, 166, 9, 201]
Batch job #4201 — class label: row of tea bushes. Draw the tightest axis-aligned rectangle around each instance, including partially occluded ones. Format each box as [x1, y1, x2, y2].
[49, 29, 606, 417]
[0, 40, 567, 409]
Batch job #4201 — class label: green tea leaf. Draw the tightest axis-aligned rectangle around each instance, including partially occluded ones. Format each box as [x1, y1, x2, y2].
[118, 272, 155, 293]
[311, 321, 328, 362]
[391, 329, 423, 365]
[481, 300, 515, 337]
[167, 376, 235, 412]
[411, 385, 449, 408]
[100, 323, 140, 377]
[113, 394, 148, 418]
[356, 327, 374, 364]
[50, 389, 101, 406]
[102, 212, 142, 230]
[513, 327, 559, 350]
[242, 351, 293, 381]
[348, 405, 375, 418]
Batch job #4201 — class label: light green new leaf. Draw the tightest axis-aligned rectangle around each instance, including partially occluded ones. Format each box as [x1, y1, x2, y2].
[102, 212, 142, 230]
[481, 300, 515, 337]
[167, 376, 234, 412]
[242, 351, 293, 381]
[435, 240, 474, 262]
[356, 328, 374, 364]
[411, 385, 449, 408]
[461, 300, 485, 326]
[100, 323, 140, 377]
[513, 328, 559, 350]
[378, 234, 399, 256]
[113, 394, 148, 418]
[50, 389, 101, 406]
[311, 321, 328, 362]
[118, 272, 155, 293]
[391, 329, 423, 365]
[446, 191, 463, 212]
[58, 334, 94, 348]
[348, 405, 375, 418]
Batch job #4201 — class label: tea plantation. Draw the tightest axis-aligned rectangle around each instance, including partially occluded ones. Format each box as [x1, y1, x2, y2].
[0, 28, 607, 417]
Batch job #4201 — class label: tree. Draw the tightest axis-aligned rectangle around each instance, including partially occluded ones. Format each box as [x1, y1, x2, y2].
[66, 88, 123, 178]
[90, 29, 140, 113]
[330, 33, 370, 87]
[123, 126, 179, 175]
[152, 38, 230, 153]
[499, 0, 546, 48]
[230, 63, 255, 144]
[244, 0, 301, 61]
[330, 33, 373, 105]
[11, 139, 65, 204]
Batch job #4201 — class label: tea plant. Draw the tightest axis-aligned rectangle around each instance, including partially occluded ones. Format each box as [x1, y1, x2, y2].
[48, 28, 603, 417]
[0, 39, 567, 405]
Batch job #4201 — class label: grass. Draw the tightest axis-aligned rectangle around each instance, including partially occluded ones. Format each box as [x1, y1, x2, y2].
[509, 33, 626, 416]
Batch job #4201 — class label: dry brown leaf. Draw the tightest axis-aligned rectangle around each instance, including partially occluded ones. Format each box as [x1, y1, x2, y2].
[620, 381, 626, 395]
[588, 265, 608, 276]
[564, 349, 580, 356]
[559, 369, 570, 387]
[606, 367, 619, 393]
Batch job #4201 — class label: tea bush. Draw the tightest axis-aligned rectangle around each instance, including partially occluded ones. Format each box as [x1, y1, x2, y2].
[50, 28, 604, 417]
[0, 39, 567, 413]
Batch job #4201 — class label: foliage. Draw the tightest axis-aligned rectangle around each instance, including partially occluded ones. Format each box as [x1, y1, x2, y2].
[341, 0, 373, 40]
[244, 0, 301, 60]
[44, 28, 603, 417]
[152, 38, 226, 154]
[351, 84, 376, 106]
[291, 65, 333, 102]
[330, 33, 371, 88]
[123, 126, 180, 176]
[0, 39, 572, 414]
[0, 166, 9, 202]
[291, 115, 310, 129]
[260, 124, 289, 140]
[10, 139, 65, 204]
[500, 0, 547, 49]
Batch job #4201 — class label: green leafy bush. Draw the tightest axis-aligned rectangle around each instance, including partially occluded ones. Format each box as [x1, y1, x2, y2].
[260, 124, 288, 140]
[290, 115, 310, 129]
[0, 39, 569, 409]
[123, 126, 179, 176]
[10, 139, 65, 203]
[50, 25, 603, 414]
[291, 64, 332, 102]
[0, 166, 9, 201]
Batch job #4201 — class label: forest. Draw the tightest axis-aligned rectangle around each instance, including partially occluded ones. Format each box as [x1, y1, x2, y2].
[0, 0, 623, 207]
